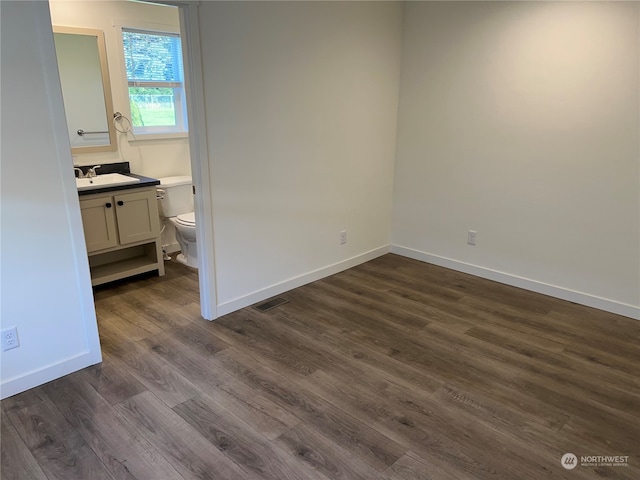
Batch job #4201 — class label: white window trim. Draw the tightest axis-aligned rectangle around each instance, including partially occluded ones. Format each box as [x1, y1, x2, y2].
[127, 132, 189, 142]
[114, 20, 188, 140]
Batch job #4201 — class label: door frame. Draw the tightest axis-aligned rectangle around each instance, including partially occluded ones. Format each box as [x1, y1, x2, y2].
[137, 0, 218, 320]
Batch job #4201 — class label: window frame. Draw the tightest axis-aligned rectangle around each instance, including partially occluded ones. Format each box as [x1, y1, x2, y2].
[117, 23, 188, 139]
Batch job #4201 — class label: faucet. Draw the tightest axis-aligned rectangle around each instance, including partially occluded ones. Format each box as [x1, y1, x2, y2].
[86, 165, 102, 178]
[74, 167, 86, 179]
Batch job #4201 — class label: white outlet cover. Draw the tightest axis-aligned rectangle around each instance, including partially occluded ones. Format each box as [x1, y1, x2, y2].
[2, 327, 19, 351]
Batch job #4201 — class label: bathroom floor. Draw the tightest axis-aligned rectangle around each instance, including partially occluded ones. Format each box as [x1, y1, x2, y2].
[2, 254, 639, 479]
[92, 256, 200, 334]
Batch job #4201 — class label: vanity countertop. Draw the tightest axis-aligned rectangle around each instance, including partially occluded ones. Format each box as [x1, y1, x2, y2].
[76, 162, 160, 196]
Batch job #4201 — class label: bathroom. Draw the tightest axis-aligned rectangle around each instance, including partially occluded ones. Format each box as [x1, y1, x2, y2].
[49, 0, 197, 274]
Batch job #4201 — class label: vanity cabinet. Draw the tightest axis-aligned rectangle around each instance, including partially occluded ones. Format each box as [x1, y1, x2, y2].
[79, 186, 164, 286]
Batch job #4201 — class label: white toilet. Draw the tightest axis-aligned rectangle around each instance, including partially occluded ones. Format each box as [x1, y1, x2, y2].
[157, 176, 197, 269]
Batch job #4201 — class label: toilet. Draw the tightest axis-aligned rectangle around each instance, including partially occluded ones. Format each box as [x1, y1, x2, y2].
[157, 176, 197, 269]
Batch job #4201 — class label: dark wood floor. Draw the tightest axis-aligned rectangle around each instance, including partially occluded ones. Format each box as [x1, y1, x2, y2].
[2, 254, 639, 480]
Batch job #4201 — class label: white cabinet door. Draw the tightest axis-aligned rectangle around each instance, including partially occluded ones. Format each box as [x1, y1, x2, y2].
[79, 194, 118, 253]
[114, 189, 160, 245]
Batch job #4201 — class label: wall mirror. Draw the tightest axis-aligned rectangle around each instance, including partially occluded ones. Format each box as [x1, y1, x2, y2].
[53, 26, 117, 154]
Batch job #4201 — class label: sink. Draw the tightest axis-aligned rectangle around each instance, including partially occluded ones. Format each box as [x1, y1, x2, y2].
[76, 173, 140, 191]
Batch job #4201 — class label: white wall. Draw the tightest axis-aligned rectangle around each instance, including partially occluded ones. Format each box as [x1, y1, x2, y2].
[49, 0, 191, 179]
[199, 1, 403, 311]
[1, 1, 101, 399]
[392, 1, 640, 318]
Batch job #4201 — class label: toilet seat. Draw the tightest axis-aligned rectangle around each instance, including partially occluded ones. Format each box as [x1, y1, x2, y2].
[175, 212, 196, 227]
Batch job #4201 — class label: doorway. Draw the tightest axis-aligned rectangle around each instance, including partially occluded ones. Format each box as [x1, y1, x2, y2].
[48, 0, 216, 320]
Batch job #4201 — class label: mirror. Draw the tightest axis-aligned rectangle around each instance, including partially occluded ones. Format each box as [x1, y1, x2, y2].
[53, 26, 117, 154]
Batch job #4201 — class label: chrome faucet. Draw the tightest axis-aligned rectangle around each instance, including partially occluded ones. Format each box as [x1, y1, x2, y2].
[86, 165, 102, 178]
[74, 167, 87, 179]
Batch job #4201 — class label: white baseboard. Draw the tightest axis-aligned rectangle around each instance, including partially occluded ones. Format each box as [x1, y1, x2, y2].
[0, 351, 100, 400]
[216, 245, 390, 317]
[163, 242, 180, 255]
[391, 245, 640, 321]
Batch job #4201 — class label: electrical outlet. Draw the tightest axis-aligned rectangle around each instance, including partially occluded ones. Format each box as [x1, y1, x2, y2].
[2, 327, 20, 351]
[467, 230, 477, 246]
[339, 230, 347, 245]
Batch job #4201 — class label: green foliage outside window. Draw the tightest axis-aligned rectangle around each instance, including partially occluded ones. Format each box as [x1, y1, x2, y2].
[130, 99, 143, 126]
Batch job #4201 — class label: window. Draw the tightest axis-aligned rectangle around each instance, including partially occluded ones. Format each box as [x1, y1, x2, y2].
[122, 28, 187, 136]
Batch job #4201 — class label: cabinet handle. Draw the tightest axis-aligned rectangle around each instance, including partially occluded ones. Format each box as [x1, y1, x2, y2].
[117, 200, 124, 206]
[105, 202, 112, 208]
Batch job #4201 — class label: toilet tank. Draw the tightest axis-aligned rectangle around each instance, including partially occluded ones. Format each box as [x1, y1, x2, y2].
[157, 176, 193, 217]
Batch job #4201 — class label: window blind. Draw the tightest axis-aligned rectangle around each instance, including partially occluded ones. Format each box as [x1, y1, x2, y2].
[122, 28, 184, 84]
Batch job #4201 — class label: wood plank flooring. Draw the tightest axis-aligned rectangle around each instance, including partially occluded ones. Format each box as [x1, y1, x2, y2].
[2, 254, 639, 479]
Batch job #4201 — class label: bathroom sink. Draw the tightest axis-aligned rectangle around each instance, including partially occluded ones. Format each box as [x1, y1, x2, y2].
[76, 173, 140, 191]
